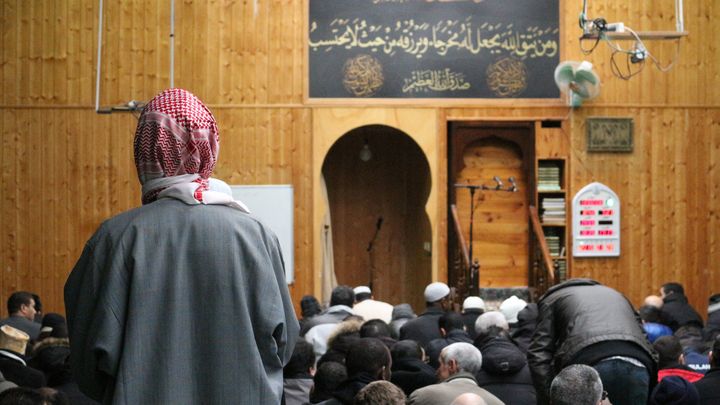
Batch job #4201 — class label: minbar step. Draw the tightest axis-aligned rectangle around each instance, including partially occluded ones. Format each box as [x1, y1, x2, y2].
[478, 286, 532, 310]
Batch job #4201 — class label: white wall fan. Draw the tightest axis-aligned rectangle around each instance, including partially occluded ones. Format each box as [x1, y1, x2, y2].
[554, 61, 600, 107]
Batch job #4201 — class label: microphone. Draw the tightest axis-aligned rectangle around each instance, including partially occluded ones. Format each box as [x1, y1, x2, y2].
[508, 176, 518, 192]
[376, 217, 383, 230]
[493, 176, 503, 190]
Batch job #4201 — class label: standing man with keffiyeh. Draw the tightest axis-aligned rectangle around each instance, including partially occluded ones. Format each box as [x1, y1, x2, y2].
[64, 89, 299, 404]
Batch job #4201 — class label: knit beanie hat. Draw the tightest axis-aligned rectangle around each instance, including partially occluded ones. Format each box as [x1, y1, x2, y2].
[391, 303, 416, 321]
[40, 313, 68, 339]
[709, 293, 720, 315]
[650, 376, 700, 405]
[500, 296, 527, 323]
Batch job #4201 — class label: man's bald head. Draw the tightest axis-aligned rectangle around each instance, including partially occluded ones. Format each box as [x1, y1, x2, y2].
[644, 295, 664, 309]
[451, 393, 487, 405]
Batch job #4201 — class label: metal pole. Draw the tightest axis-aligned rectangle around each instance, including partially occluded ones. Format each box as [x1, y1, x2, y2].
[468, 187, 476, 294]
[675, 0, 684, 33]
[94, 0, 104, 112]
[170, 0, 175, 88]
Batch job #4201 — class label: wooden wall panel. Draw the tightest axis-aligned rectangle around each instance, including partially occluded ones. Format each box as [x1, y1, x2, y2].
[569, 107, 720, 314]
[1, 0, 719, 319]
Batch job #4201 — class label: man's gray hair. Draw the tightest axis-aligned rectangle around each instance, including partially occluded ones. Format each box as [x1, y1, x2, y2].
[474, 311, 509, 336]
[550, 364, 603, 405]
[440, 342, 483, 375]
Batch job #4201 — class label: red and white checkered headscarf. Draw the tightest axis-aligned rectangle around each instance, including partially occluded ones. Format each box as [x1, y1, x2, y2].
[134, 88, 219, 204]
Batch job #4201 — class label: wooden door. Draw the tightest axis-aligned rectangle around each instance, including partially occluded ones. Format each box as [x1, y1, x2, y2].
[449, 122, 535, 288]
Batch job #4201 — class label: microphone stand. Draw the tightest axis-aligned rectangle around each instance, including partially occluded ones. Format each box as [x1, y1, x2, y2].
[454, 179, 518, 296]
[366, 218, 383, 292]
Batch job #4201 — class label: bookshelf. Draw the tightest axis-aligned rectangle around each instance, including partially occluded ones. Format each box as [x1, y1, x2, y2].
[537, 158, 569, 282]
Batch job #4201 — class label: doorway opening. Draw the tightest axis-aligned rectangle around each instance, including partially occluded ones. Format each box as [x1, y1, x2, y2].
[448, 122, 536, 294]
[322, 125, 432, 311]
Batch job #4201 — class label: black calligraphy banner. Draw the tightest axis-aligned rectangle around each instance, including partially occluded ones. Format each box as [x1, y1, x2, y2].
[309, 0, 560, 99]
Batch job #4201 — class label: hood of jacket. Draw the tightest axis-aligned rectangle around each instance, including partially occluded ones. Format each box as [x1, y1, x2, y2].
[326, 318, 363, 350]
[330, 372, 376, 405]
[479, 337, 527, 375]
[663, 293, 689, 305]
[32, 337, 70, 354]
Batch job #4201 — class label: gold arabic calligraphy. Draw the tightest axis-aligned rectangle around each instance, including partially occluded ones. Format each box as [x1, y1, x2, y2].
[309, 18, 558, 59]
[486, 57, 527, 97]
[343, 54, 385, 97]
[402, 68, 471, 93]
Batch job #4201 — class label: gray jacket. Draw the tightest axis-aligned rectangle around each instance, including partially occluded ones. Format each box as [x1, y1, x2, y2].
[65, 199, 299, 404]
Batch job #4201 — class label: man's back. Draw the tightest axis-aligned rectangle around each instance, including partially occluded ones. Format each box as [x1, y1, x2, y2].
[65, 199, 298, 404]
[529, 279, 654, 369]
[408, 372, 504, 405]
[399, 307, 444, 348]
[0, 317, 40, 343]
[662, 293, 704, 331]
[528, 279, 656, 405]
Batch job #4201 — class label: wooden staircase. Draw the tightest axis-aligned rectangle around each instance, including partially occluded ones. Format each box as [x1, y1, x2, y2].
[449, 204, 557, 306]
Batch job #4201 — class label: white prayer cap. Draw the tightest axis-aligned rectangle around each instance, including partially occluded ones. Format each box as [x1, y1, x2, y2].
[499, 296, 527, 323]
[354, 286, 371, 295]
[463, 296, 486, 311]
[424, 282, 450, 303]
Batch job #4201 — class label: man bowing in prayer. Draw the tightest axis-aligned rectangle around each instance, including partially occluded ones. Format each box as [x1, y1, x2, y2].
[65, 88, 298, 404]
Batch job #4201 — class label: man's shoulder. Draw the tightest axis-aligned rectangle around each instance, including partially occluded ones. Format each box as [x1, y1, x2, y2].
[305, 321, 338, 337]
[103, 199, 255, 226]
[409, 376, 498, 404]
[355, 299, 393, 310]
[408, 382, 445, 403]
[97, 199, 271, 244]
[0, 317, 39, 334]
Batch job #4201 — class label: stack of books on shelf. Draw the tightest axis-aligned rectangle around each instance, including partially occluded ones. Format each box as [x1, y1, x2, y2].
[538, 165, 562, 191]
[555, 259, 567, 282]
[546, 235, 561, 257]
[541, 197, 566, 225]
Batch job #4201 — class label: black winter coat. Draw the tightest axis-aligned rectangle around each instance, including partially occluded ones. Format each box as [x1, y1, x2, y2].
[661, 293, 704, 331]
[527, 278, 657, 405]
[390, 357, 437, 396]
[694, 367, 720, 405]
[704, 310, 720, 341]
[0, 354, 46, 389]
[510, 303, 538, 354]
[317, 371, 377, 405]
[426, 329, 472, 369]
[474, 336, 536, 405]
[399, 306, 445, 349]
